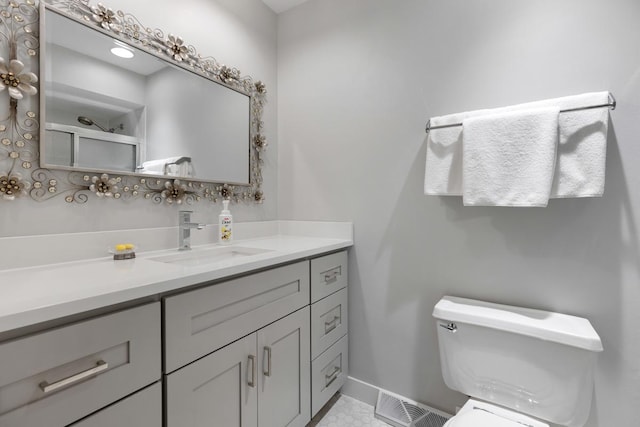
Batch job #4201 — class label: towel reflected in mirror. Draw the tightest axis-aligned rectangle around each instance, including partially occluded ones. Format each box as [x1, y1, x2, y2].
[138, 156, 194, 177]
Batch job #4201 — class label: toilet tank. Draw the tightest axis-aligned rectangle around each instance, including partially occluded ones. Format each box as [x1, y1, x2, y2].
[433, 296, 603, 427]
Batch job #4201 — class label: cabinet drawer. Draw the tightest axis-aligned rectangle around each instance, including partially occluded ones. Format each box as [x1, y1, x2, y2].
[311, 251, 348, 303]
[311, 287, 348, 359]
[164, 261, 310, 372]
[70, 382, 161, 427]
[311, 334, 349, 417]
[0, 303, 161, 427]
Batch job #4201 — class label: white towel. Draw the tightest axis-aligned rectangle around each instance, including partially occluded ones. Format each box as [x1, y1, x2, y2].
[424, 91, 610, 199]
[469, 92, 610, 197]
[462, 107, 560, 207]
[424, 121, 464, 196]
[165, 161, 195, 177]
[424, 107, 494, 195]
[140, 157, 187, 175]
[547, 92, 610, 198]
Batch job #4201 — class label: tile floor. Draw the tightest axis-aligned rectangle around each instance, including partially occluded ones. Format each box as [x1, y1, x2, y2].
[312, 394, 390, 427]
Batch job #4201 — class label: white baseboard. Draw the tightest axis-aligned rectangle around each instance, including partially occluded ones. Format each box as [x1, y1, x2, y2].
[340, 376, 382, 406]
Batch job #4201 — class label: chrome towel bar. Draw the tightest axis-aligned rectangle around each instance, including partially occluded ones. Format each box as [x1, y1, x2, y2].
[425, 92, 616, 133]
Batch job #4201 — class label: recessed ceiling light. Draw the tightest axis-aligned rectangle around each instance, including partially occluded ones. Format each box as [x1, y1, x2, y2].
[110, 40, 134, 59]
[110, 47, 134, 58]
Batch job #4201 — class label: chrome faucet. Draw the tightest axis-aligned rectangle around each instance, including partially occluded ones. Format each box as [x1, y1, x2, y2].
[178, 211, 205, 251]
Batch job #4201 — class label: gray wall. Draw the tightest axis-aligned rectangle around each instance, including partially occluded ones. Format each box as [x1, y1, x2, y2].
[277, 0, 640, 425]
[1, 0, 277, 237]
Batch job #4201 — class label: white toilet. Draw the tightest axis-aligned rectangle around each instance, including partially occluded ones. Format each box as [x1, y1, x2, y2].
[433, 296, 603, 427]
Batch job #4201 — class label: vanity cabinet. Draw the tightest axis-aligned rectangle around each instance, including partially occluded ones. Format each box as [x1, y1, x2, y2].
[164, 260, 313, 427]
[166, 307, 310, 427]
[0, 248, 349, 427]
[0, 303, 161, 427]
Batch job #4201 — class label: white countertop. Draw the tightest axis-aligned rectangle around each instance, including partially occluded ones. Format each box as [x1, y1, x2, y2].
[0, 234, 352, 334]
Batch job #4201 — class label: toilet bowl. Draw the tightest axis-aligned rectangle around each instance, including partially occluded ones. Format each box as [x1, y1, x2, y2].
[433, 296, 603, 427]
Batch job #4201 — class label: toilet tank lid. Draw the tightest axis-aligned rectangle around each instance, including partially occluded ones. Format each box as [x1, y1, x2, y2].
[433, 296, 603, 352]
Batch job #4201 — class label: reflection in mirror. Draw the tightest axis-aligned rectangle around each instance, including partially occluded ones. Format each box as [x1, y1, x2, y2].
[42, 8, 251, 185]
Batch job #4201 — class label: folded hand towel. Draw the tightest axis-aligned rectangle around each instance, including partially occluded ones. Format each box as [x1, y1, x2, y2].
[462, 107, 560, 207]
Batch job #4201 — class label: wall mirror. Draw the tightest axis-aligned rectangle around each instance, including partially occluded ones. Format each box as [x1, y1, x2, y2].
[11, 0, 267, 204]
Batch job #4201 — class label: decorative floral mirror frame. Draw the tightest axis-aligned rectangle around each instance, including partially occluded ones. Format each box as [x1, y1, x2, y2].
[0, 0, 267, 205]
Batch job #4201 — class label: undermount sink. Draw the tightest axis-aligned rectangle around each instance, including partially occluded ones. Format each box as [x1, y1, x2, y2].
[148, 246, 273, 267]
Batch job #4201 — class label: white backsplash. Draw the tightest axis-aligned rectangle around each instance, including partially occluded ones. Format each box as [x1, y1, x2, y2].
[0, 221, 352, 270]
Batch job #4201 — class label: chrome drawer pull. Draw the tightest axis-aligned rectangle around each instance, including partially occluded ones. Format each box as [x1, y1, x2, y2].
[248, 355, 256, 387]
[325, 366, 341, 387]
[263, 346, 272, 377]
[323, 268, 340, 284]
[324, 315, 340, 334]
[39, 360, 108, 394]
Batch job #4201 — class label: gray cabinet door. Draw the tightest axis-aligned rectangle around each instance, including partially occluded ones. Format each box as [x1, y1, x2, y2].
[258, 307, 310, 427]
[164, 261, 310, 373]
[166, 333, 258, 427]
[69, 382, 161, 427]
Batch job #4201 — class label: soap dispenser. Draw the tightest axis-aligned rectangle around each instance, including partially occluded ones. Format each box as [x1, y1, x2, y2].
[218, 199, 233, 245]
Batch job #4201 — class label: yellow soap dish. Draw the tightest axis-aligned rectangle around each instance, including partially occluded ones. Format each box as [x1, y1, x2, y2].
[113, 243, 136, 261]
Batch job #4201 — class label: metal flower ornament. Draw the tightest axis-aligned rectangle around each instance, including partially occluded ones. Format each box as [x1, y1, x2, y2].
[0, 58, 37, 100]
[0, 173, 30, 200]
[161, 179, 189, 205]
[253, 134, 267, 151]
[0, 0, 40, 204]
[165, 34, 189, 62]
[90, 3, 121, 32]
[89, 174, 119, 198]
[254, 81, 266, 95]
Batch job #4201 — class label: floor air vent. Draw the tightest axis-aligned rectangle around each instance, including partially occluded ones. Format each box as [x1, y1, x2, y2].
[374, 390, 450, 427]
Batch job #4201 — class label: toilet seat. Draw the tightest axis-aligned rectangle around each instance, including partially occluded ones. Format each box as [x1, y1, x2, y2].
[443, 399, 549, 427]
[443, 409, 523, 427]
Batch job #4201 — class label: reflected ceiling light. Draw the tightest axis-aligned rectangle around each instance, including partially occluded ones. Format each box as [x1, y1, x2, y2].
[110, 40, 134, 59]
